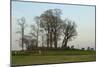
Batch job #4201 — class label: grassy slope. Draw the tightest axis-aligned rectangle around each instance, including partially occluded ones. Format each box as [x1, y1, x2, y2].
[12, 55, 96, 65]
[12, 50, 96, 66]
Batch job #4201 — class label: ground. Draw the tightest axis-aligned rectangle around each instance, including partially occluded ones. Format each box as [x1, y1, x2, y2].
[11, 49, 96, 66]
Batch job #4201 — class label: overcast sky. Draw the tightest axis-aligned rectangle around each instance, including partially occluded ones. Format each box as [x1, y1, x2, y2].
[11, 1, 95, 50]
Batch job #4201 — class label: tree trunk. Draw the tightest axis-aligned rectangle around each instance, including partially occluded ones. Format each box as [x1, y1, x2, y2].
[22, 27, 24, 51]
[50, 31, 53, 48]
[36, 30, 38, 48]
[63, 38, 68, 48]
[47, 31, 50, 48]
[54, 32, 57, 48]
[54, 38, 57, 48]
[42, 35, 44, 47]
[64, 39, 68, 47]
[62, 36, 66, 48]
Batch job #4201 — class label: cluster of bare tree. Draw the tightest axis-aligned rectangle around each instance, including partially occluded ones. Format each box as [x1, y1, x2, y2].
[16, 9, 77, 51]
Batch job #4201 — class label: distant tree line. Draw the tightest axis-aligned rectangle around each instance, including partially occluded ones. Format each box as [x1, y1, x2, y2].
[16, 9, 77, 51]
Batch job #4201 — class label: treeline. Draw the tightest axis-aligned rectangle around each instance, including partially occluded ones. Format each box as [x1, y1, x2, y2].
[16, 9, 77, 51]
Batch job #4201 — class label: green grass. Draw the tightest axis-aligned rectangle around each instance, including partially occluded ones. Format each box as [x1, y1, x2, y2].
[12, 50, 96, 66]
[12, 49, 96, 56]
[45, 50, 95, 55]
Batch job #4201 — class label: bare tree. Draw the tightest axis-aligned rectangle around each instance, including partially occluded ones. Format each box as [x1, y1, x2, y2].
[39, 9, 53, 48]
[30, 16, 40, 48]
[16, 17, 26, 51]
[39, 9, 63, 48]
[23, 35, 37, 51]
[62, 19, 77, 48]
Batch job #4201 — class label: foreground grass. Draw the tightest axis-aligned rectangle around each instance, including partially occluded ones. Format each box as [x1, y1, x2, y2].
[12, 50, 96, 66]
[12, 55, 96, 66]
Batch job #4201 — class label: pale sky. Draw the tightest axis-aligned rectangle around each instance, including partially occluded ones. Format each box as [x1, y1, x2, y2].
[11, 1, 95, 50]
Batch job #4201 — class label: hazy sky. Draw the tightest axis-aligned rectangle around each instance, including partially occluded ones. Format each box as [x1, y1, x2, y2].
[11, 1, 95, 50]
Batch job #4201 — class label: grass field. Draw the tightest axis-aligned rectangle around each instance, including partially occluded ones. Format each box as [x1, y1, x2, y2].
[12, 49, 96, 66]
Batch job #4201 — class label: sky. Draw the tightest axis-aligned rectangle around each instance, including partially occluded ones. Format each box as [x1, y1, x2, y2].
[11, 1, 95, 50]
